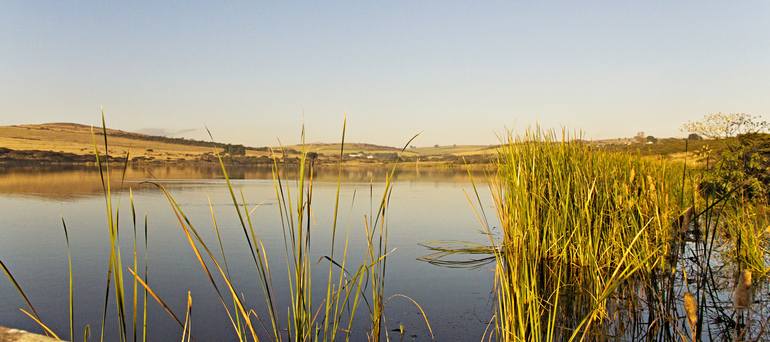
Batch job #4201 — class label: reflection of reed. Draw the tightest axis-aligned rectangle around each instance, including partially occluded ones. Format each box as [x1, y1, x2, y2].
[0, 164, 490, 199]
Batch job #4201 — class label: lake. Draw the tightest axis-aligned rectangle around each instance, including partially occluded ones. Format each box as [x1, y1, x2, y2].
[0, 164, 496, 341]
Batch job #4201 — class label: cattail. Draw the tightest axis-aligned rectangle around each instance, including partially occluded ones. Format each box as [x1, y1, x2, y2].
[733, 269, 753, 310]
[647, 175, 656, 193]
[684, 292, 698, 341]
[677, 206, 695, 232]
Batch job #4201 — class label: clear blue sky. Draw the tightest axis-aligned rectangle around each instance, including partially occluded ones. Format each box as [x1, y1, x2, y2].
[1, 1, 769, 146]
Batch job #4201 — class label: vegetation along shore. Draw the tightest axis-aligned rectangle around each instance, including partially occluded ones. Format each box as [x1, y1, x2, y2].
[0, 112, 768, 341]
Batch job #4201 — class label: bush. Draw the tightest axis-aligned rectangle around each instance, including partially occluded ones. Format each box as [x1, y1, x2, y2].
[700, 133, 770, 201]
[224, 144, 246, 156]
[687, 133, 703, 141]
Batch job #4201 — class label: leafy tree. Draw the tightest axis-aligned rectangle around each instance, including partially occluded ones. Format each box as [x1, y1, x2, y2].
[685, 113, 769, 201]
[682, 112, 768, 139]
[700, 133, 770, 201]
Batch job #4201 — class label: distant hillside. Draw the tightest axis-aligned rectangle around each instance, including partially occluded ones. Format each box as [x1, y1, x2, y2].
[0, 122, 715, 165]
[0, 122, 270, 161]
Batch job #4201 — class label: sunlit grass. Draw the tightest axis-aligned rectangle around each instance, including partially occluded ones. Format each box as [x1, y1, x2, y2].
[723, 203, 770, 276]
[424, 129, 704, 341]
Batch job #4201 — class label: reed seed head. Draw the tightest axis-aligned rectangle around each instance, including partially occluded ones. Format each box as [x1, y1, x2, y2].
[683, 291, 697, 340]
[733, 269, 753, 310]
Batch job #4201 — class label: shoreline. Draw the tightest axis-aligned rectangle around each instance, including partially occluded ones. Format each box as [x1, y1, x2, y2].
[0, 147, 495, 168]
[0, 326, 58, 341]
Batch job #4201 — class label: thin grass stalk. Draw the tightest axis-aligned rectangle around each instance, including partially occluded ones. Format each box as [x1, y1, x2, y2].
[130, 189, 138, 342]
[207, 196, 245, 341]
[146, 182, 258, 340]
[92, 113, 128, 342]
[206, 126, 280, 340]
[181, 291, 193, 342]
[127, 267, 183, 327]
[0, 260, 58, 338]
[62, 218, 75, 342]
[322, 116, 347, 342]
[142, 215, 149, 342]
[19, 308, 61, 340]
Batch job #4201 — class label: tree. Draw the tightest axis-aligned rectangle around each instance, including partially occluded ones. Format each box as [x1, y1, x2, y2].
[687, 133, 703, 141]
[634, 132, 646, 144]
[700, 133, 770, 201]
[682, 112, 769, 139]
[224, 144, 246, 156]
[645, 136, 658, 144]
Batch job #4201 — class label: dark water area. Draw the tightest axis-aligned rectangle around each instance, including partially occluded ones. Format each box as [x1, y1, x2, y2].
[0, 164, 495, 341]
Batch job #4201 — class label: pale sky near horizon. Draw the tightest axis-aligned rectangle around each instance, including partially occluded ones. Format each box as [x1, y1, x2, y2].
[2, 1, 769, 147]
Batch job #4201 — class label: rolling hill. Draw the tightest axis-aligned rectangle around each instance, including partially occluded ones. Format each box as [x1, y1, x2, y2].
[0, 123, 500, 162]
[0, 122, 709, 165]
[0, 123, 255, 160]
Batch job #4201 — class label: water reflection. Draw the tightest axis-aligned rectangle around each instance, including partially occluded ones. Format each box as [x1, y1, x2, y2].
[0, 164, 492, 200]
[0, 164, 494, 341]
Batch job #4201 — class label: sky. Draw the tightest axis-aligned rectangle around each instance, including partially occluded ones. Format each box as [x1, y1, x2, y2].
[1, 1, 769, 147]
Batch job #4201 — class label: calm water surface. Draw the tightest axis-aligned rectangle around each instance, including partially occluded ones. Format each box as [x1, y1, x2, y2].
[0, 165, 496, 341]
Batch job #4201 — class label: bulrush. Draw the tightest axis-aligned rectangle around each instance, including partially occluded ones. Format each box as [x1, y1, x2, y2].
[678, 206, 695, 233]
[733, 269, 753, 310]
[683, 292, 698, 341]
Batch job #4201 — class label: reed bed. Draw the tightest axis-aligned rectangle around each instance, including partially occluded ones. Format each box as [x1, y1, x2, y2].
[491, 130, 692, 340]
[421, 129, 770, 341]
[424, 129, 715, 340]
[722, 203, 770, 277]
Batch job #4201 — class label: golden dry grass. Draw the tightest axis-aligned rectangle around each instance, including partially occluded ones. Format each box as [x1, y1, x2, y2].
[0, 123, 272, 160]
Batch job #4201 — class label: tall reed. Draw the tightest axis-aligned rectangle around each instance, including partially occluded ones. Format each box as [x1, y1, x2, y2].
[425, 129, 694, 341]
